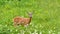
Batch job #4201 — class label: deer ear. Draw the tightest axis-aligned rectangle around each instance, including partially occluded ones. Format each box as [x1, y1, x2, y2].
[27, 11, 33, 14]
[28, 12, 32, 14]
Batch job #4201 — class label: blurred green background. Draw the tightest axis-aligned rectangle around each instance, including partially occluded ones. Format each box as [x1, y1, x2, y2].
[0, 0, 60, 34]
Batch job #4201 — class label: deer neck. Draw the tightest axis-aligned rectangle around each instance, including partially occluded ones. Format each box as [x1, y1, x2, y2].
[28, 17, 32, 24]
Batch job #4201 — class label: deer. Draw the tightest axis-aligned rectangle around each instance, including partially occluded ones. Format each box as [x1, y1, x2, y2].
[13, 12, 32, 27]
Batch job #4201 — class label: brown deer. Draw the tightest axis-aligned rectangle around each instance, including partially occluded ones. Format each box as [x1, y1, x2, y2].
[13, 12, 32, 27]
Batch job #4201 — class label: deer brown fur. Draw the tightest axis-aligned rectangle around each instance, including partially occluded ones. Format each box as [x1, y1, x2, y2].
[13, 12, 32, 26]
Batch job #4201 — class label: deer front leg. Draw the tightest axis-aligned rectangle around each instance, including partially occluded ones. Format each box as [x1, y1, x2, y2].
[14, 22, 17, 27]
[24, 24, 29, 27]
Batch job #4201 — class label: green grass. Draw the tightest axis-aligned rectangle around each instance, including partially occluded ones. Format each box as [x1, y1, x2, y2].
[0, 0, 60, 34]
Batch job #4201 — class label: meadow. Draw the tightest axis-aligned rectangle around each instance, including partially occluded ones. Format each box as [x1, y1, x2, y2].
[0, 0, 60, 34]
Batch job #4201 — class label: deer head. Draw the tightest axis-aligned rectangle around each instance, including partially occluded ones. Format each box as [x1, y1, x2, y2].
[27, 12, 33, 18]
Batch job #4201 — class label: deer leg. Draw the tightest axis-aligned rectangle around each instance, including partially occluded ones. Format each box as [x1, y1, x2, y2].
[14, 22, 17, 27]
[24, 24, 28, 27]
